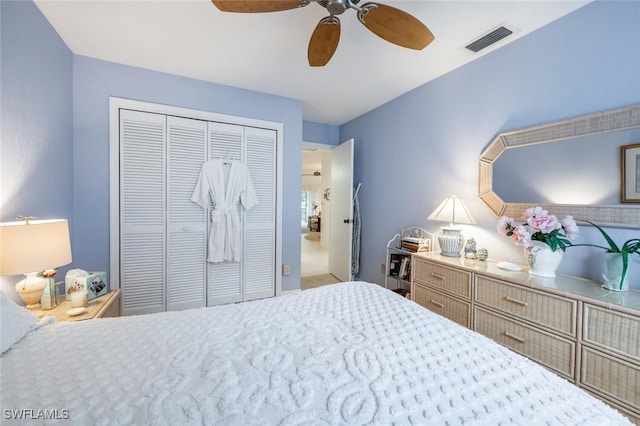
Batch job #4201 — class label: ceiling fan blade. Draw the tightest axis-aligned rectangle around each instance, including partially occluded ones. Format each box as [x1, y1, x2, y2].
[357, 3, 434, 50]
[308, 16, 341, 67]
[211, 0, 307, 13]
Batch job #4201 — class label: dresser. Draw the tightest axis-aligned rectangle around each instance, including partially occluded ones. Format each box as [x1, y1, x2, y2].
[411, 253, 640, 424]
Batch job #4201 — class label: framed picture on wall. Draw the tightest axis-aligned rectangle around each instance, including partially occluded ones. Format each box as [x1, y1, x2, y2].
[621, 143, 640, 203]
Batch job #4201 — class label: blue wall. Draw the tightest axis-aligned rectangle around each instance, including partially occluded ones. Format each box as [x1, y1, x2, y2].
[341, 1, 640, 289]
[72, 56, 304, 292]
[0, 1, 73, 300]
[302, 120, 339, 145]
[3, 0, 639, 297]
[1, 1, 304, 294]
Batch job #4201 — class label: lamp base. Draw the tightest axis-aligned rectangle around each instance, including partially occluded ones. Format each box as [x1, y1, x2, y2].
[438, 227, 464, 257]
[15, 273, 48, 310]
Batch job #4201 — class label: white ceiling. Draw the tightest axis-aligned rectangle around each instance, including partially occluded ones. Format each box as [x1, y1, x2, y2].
[35, 0, 589, 125]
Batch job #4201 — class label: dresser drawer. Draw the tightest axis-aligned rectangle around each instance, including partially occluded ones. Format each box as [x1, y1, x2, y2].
[475, 276, 576, 337]
[581, 346, 640, 412]
[412, 283, 471, 328]
[583, 304, 640, 362]
[413, 257, 472, 300]
[474, 307, 575, 379]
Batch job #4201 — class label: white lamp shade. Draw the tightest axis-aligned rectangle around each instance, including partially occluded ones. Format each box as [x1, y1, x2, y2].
[0, 219, 72, 275]
[427, 195, 476, 226]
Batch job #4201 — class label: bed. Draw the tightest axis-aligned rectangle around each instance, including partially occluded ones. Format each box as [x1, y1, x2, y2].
[0, 281, 632, 425]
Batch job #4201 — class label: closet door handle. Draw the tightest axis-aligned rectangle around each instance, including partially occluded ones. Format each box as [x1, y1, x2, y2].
[505, 296, 528, 307]
[429, 299, 445, 308]
[343, 218, 353, 224]
[503, 331, 525, 344]
[183, 226, 191, 232]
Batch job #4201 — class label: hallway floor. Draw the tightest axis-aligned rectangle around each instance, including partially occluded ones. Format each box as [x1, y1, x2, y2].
[301, 230, 327, 277]
[300, 229, 340, 290]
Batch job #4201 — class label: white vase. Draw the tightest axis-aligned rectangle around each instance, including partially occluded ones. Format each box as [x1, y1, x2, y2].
[602, 252, 630, 292]
[523, 241, 563, 278]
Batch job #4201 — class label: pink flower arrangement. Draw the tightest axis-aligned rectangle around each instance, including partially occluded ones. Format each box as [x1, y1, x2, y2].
[497, 207, 579, 252]
[38, 268, 58, 278]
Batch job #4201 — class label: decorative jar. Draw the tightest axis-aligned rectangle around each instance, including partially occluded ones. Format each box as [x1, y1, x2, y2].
[523, 241, 563, 278]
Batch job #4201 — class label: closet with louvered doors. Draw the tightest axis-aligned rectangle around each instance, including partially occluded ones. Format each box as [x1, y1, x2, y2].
[206, 122, 277, 306]
[117, 107, 279, 316]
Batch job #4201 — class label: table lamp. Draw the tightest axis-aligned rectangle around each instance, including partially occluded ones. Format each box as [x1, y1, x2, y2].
[427, 195, 476, 257]
[0, 217, 72, 309]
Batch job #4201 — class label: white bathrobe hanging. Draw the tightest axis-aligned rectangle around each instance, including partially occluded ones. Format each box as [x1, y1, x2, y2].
[191, 159, 258, 263]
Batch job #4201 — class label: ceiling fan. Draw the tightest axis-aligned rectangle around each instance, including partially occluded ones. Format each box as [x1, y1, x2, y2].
[211, 0, 434, 67]
[302, 170, 322, 176]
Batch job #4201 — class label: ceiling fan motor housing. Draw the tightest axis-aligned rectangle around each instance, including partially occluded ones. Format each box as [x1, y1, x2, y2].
[320, 0, 361, 15]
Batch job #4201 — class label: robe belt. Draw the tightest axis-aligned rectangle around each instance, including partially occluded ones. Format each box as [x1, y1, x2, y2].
[211, 206, 236, 220]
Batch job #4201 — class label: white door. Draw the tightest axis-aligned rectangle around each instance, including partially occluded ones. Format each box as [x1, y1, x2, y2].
[328, 139, 354, 281]
[120, 110, 167, 316]
[120, 111, 208, 316]
[166, 116, 207, 311]
[206, 123, 278, 306]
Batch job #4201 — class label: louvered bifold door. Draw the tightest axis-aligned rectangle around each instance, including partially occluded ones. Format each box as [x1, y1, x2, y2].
[207, 122, 244, 305]
[120, 110, 166, 316]
[243, 127, 277, 301]
[167, 116, 207, 311]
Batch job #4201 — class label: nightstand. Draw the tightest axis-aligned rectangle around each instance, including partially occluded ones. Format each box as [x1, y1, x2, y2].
[33, 289, 121, 322]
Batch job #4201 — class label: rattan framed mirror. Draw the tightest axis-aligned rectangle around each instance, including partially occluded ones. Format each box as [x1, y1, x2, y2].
[478, 104, 640, 228]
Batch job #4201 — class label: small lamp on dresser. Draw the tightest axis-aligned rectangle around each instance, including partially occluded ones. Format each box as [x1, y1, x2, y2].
[427, 195, 476, 257]
[0, 216, 72, 309]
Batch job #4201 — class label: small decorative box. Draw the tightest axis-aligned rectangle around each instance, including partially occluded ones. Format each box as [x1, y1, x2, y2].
[65, 272, 108, 301]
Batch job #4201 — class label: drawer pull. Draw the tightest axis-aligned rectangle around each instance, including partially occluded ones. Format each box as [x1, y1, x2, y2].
[505, 296, 528, 307]
[430, 272, 446, 280]
[504, 331, 525, 344]
[429, 299, 445, 308]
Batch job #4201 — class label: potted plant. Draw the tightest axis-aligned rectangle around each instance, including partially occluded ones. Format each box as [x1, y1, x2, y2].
[573, 221, 640, 291]
[497, 207, 579, 277]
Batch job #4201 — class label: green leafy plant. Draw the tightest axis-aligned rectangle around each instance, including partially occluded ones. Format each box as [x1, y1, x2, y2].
[573, 221, 640, 290]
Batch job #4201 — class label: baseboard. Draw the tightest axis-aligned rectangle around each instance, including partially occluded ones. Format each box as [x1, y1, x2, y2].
[280, 289, 301, 297]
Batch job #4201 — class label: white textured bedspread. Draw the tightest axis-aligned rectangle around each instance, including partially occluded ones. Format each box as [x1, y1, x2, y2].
[1, 282, 632, 425]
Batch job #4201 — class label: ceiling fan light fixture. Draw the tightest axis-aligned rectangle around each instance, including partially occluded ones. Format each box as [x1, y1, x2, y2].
[212, 0, 433, 66]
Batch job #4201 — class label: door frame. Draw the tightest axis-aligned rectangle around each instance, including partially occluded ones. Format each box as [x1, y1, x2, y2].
[301, 142, 333, 277]
[108, 97, 283, 298]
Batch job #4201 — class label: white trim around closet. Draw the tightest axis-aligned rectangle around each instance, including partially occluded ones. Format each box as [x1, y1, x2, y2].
[108, 96, 284, 299]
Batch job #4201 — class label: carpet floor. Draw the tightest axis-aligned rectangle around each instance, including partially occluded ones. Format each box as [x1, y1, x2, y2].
[300, 273, 341, 291]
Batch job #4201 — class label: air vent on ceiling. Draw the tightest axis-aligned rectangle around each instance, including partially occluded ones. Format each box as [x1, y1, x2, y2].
[465, 25, 514, 53]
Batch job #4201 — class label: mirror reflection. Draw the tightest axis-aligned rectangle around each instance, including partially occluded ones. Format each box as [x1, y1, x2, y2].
[478, 104, 640, 228]
[493, 129, 639, 206]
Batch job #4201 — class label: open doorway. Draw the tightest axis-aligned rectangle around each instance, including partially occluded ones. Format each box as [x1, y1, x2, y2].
[301, 145, 339, 289]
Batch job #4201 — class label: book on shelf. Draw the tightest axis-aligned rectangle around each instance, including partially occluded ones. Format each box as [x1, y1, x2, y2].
[400, 239, 431, 253]
[399, 257, 411, 280]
